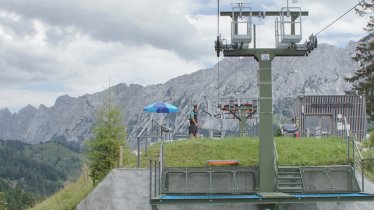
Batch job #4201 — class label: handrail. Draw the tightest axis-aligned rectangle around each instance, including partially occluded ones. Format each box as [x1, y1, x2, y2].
[159, 139, 164, 195]
[274, 140, 279, 191]
[137, 119, 153, 167]
[149, 159, 161, 199]
[344, 117, 350, 163]
[351, 138, 365, 191]
[274, 140, 279, 164]
[350, 134, 374, 192]
[148, 140, 165, 200]
[352, 139, 364, 160]
[137, 118, 173, 167]
[137, 118, 153, 138]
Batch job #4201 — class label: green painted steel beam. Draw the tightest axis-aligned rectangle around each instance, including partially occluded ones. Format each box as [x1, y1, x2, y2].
[240, 114, 247, 137]
[220, 11, 309, 17]
[223, 48, 308, 57]
[258, 58, 276, 192]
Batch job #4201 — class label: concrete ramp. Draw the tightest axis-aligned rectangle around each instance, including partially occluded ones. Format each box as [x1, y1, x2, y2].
[77, 169, 374, 210]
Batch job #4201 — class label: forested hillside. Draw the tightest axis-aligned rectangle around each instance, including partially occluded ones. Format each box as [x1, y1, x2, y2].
[0, 140, 84, 210]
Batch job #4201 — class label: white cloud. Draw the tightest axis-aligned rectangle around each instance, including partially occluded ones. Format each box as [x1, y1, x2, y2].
[0, 0, 370, 112]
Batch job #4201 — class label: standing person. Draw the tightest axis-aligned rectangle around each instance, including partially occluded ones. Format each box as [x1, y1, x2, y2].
[189, 104, 199, 139]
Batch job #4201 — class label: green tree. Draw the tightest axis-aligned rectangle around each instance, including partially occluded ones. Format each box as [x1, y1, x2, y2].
[346, 1, 374, 121]
[0, 192, 6, 210]
[87, 98, 127, 184]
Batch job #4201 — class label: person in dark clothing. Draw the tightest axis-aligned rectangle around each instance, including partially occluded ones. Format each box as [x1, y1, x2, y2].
[189, 104, 199, 139]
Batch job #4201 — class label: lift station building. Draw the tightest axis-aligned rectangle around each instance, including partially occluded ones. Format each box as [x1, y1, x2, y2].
[292, 95, 367, 140]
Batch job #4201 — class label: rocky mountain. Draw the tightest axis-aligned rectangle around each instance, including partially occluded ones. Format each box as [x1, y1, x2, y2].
[0, 42, 359, 147]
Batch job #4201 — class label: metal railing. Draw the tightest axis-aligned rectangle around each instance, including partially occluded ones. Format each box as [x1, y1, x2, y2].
[349, 135, 374, 192]
[149, 138, 164, 199]
[149, 159, 161, 199]
[351, 138, 365, 191]
[274, 140, 279, 190]
[137, 118, 173, 167]
[342, 116, 351, 164]
[160, 167, 258, 194]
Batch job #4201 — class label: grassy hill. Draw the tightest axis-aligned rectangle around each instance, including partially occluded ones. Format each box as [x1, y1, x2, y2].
[30, 166, 92, 210]
[138, 137, 348, 167]
[30, 136, 362, 210]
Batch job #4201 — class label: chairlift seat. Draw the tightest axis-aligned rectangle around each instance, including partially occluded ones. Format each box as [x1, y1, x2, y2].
[276, 42, 291, 49]
[281, 35, 302, 43]
[221, 103, 253, 112]
[232, 35, 252, 44]
[212, 131, 223, 138]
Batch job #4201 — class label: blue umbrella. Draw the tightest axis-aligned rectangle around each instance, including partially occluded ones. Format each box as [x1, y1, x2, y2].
[144, 102, 178, 113]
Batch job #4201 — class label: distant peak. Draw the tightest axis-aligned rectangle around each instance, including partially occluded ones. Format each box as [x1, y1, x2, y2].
[38, 104, 49, 110]
[0, 108, 11, 113]
[345, 40, 357, 50]
[19, 105, 37, 113]
[113, 83, 128, 88]
[54, 94, 74, 106]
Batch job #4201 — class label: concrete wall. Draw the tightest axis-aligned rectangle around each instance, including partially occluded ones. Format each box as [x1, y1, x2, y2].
[77, 168, 150, 210]
[77, 169, 374, 210]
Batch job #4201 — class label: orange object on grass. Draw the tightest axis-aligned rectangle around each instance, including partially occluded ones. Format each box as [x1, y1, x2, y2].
[207, 160, 240, 166]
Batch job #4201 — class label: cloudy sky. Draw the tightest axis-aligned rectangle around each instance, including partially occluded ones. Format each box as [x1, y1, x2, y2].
[0, 0, 369, 112]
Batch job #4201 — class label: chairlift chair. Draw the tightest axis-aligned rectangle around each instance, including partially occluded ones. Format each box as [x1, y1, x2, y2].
[211, 110, 226, 139]
[231, 3, 252, 48]
[275, 7, 303, 48]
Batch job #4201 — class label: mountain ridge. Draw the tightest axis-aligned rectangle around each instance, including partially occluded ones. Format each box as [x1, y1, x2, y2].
[0, 42, 358, 147]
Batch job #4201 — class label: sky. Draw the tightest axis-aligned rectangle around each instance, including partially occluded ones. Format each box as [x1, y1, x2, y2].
[0, 0, 370, 112]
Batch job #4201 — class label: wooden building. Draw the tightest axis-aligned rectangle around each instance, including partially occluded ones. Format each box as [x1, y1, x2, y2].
[292, 95, 367, 140]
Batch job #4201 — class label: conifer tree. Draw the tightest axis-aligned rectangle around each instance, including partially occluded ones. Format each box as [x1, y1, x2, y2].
[87, 92, 127, 184]
[0, 192, 6, 210]
[346, 0, 374, 122]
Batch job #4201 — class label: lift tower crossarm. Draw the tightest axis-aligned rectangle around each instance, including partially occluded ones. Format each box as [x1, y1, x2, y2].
[223, 48, 308, 57]
[220, 11, 308, 17]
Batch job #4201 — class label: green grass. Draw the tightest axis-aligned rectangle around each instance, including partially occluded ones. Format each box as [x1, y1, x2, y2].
[354, 140, 374, 181]
[138, 136, 348, 167]
[276, 137, 347, 166]
[362, 147, 374, 159]
[30, 165, 93, 210]
[31, 136, 367, 209]
[361, 146, 374, 181]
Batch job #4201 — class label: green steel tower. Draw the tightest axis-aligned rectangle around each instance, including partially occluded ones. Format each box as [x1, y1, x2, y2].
[215, 3, 316, 210]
